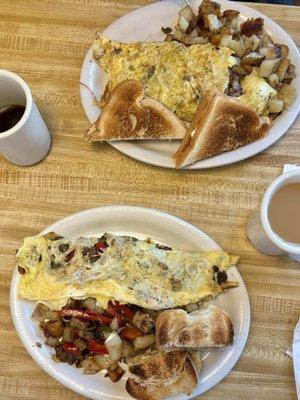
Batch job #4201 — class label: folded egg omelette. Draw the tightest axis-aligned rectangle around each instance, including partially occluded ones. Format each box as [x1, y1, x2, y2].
[94, 35, 237, 122]
[93, 35, 277, 122]
[17, 233, 239, 310]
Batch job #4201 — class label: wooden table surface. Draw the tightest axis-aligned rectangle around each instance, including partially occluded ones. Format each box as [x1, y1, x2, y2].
[1, 1, 300, 399]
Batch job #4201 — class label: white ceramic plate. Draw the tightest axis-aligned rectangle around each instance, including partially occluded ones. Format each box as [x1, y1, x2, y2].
[10, 205, 250, 399]
[80, 0, 300, 169]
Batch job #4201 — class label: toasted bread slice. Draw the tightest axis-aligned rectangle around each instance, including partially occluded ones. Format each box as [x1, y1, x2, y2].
[173, 89, 270, 168]
[155, 305, 234, 350]
[85, 80, 186, 141]
[125, 350, 198, 400]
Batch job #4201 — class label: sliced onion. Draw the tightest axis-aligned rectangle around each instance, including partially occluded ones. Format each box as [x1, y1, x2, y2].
[105, 332, 123, 361]
[110, 317, 119, 331]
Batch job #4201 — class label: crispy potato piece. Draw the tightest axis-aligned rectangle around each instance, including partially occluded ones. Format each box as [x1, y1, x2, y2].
[186, 15, 199, 34]
[196, 26, 214, 39]
[177, 6, 194, 33]
[205, 14, 223, 32]
[283, 63, 296, 83]
[259, 45, 281, 60]
[177, 15, 190, 33]
[220, 34, 232, 47]
[277, 58, 290, 82]
[276, 84, 296, 109]
[42, 320, 64, 338]
[211, 34, 222, 45]
[259, 59, 280, 78]
[173, 29, 208, 45]
[241, 18, 264, 37]
[268, 98, 284, 113]
[242, 34, 261, 52]
[223, 9, 240, 21]
[179, 5, 194, 22]
[199, 0, 221, 17]
[278, 44, 289, 58]
[229, 38, 246, 58]
[242, 52, 265, 66]
[268, 73, 279, 88]
[261, 33, 273, 47]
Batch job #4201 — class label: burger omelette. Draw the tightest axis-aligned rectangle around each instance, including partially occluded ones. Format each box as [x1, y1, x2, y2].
[17, 233, 239, 310]
[94, 35, 237, 122]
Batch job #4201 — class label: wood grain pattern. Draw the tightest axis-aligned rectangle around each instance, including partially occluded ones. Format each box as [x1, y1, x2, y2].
[0, 1, 299, 399]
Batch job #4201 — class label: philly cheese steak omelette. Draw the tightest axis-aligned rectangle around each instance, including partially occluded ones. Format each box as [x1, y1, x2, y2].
[17, 231, 239, 400]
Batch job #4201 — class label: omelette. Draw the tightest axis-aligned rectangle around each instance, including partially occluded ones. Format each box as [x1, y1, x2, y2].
[17, 233, 239, 310]
[238, 68, 277, 115]
[93, 35, 237, 122]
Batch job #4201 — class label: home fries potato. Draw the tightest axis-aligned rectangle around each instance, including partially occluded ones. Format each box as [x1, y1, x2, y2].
[163, 0, 296, 119]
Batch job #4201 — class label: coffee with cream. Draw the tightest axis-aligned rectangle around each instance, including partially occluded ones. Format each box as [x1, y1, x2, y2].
[268, 183, 300, 244]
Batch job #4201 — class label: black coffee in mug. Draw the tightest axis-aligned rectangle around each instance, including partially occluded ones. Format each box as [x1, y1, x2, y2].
[0, 105, 25, 133]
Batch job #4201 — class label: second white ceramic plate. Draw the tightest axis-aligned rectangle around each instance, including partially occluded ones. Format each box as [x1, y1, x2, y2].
[10, 205, 250, 399]
[80, 0, 300, 169]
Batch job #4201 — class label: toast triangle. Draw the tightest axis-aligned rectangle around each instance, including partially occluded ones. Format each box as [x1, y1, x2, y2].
[173, 89, 270, 168]
[85, 80, 186, 141]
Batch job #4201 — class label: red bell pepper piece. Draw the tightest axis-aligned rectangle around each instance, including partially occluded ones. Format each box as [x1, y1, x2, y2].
[94, 240, 108, 252]
[120, 326, 143, 341]
[114, 301, 135, 319]
[63, 342, 81, 356]
[106, 301, 124, 327]
[86, 339, 108, 355]
[61, 309, 113, 325]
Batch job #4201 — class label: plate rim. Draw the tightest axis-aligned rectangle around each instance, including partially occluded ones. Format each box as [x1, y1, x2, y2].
[80, 0, 300, 170]
[10, 205, 251, 399]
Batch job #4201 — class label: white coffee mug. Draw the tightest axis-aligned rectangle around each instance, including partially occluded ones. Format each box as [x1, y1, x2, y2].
[0, 70, 51, 166]
[246, 169, 300, 262]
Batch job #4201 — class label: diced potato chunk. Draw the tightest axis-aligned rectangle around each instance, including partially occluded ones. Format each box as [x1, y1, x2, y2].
[268, 74, 279, 88]
[206, 14, 223, 32]
[277, 58, 290, 82]
[133, 334, 156, 351]
[229, 38, 245, 58]
[259, 59, 280, 78]
[268, 98, 284, 113]
[276, 84, 296, 109]
[220, 34, 232, 47]
[242, 52, 265, 66]
[259, 45, 281, 60]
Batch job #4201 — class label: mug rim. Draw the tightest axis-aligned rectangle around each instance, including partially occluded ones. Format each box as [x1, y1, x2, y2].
[261, 169, 300, 254]
[0, 69, 33, 138]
